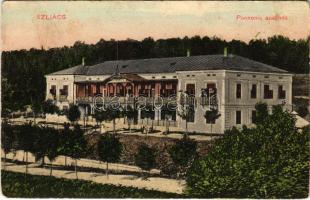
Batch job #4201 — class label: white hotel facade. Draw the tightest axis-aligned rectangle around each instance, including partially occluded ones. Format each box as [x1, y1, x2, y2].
[45, 54, 293, 134]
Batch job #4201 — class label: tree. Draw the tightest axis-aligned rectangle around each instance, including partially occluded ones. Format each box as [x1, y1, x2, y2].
[134, 144, 156, 178]
[169, 134, 197, 178]
[93, 109, 108, 133]
[1, 122, 14, 169]
[254, 102, 269, 124]
[178, 90, 196, 135]
[97, 134, 123, 177]
[66, 124, 87, 179]
[66, 104, 81, 125]
[45, 127, 59, 176]
[204, 108, 221, 134]
[105, 105, 121, 134]
[16, 123, 36, 176]
[123, 105, 137, 133]
[186, 105, 309, 198]
[57, 123, 71, 166]
[32, 126, 49, 166]
[42, 99, 59, 115]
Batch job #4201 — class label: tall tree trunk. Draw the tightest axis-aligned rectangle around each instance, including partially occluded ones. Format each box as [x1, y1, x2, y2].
[3, 153, 6, 170]
[185, 120, 188, 135]
[106, 162, 109, 178]
[25, 152, 28, 175]
[50, 162, 53, 176]
[41, 156, 45, 166]
[113, 119, 116, 134]
[75, 159, 78, 179]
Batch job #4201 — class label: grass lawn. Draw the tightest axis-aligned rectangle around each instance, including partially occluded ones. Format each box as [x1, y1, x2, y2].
[1, 171, 184, 198]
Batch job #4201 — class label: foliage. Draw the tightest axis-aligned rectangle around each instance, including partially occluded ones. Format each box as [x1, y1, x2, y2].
[1, 122, 15, 155]
[254, 102, 269, 124]
[2, 171, 182, 198]
[105, 105, 122, 134]
[204, 108, 221, 123]
[204, 108, 221, 133]
[57, 123, 72, 165]
[42, 100, 59, 115]
[135, 144, 156, 172]
[66, 125, 87, 160]
[93, 109, 108, 125]
[186, 104, 309, 198]
[66, 104, 81, 124]
[45, 127, 60, 175]
[98, 134, 123, 163]
[2, 35, 308, 114]
[123, 105, 137, 131]
[97, 134, 123, 176]
[169, 134, 197, 176]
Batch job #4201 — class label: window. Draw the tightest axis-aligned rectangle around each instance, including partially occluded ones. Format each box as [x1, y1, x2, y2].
[251, 110, 257, 124]
[236, 83, 241, 99]
[186, 84, 195, 96]
[50, 85, 56, 95]
[236, 111, 241, 124]
[278, 85, 286, 99]
[264, 85, 273, 99]
[251, 84, 257, 99]
[60, 85, 68, 96]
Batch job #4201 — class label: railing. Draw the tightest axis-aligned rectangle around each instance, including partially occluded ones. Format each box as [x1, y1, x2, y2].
[59, 95, 68, 102]
[76, 96, 218, 108]
[139, 119, 177, 127]
[76, 96, 177, 105]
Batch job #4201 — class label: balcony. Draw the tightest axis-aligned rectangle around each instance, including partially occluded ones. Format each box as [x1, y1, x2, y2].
[76, 96, 177, 106]
[59, 95, 68, 102]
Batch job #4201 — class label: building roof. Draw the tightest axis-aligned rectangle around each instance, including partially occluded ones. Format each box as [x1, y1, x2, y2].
[49, 54, 289, 76]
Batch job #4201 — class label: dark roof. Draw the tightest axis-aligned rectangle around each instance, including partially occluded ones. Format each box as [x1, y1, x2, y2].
[49, 55, 288, 75]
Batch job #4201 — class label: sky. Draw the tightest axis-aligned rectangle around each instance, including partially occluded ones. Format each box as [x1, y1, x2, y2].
[2, 1, 310, 51]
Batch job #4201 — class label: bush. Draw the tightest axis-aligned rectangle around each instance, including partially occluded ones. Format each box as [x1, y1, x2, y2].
[169, 134, 197, 177]
[186, 104, 309, 198]
[135, 144, 156, 174]
[2, 171, 182, 198]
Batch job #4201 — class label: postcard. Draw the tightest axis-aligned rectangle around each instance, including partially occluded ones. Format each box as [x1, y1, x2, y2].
[1, 1, 309, 198]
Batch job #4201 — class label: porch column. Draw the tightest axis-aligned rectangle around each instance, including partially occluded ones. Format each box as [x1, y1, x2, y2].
[154, 108, 161, 121]
[138, 108, 141, 122]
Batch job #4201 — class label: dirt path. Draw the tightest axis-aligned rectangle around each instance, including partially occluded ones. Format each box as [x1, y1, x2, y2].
[1, 151, 185, 194]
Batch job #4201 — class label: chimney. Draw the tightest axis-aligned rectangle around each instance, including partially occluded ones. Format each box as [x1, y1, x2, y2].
[223, 47, 228, 57]
[187, 49, 190, 57]
[82, 57, 85, 66]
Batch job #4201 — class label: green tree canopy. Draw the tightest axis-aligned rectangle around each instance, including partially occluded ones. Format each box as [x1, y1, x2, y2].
[169, 134, 197, 177]
[66, 104, 81, 124]
[97, 134, 123, 177]
[135, 144, 156, 173]
[186, 104, 309, 198]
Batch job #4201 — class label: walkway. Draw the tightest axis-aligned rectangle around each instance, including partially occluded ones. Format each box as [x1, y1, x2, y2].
[1, 151, 185, 194]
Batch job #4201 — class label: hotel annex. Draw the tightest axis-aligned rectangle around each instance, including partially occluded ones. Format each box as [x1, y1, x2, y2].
[45, 52, 292, 134]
